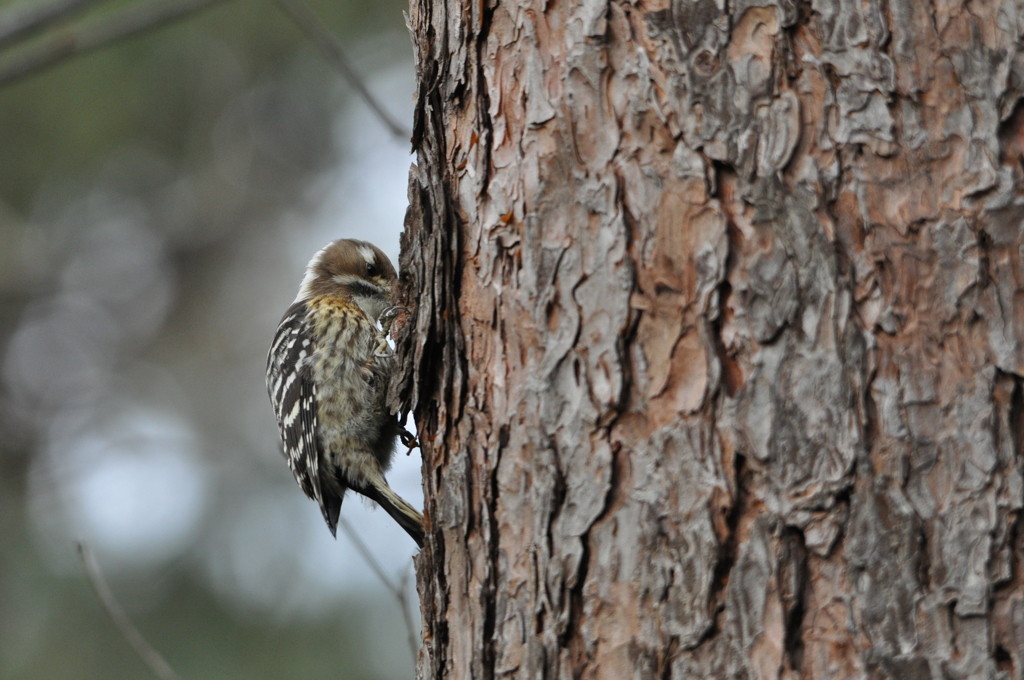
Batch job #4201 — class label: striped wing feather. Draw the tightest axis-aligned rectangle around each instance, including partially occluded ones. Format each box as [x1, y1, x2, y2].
[266, 302, 330, 522]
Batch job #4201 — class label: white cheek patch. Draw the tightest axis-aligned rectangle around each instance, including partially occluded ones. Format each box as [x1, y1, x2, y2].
[294, 243, 331, 303]
[332, 274, 361, 286]
[357, 245, 376, 266]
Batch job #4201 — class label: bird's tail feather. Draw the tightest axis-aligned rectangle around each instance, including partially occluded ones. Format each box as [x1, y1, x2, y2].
[359, 472, 425, 548]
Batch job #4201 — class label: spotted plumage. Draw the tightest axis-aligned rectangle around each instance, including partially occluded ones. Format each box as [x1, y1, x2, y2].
[266, 239, 423, 546]
[267, 302, 323, 506]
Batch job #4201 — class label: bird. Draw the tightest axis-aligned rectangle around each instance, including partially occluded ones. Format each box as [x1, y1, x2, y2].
[266, 238, 424, 547]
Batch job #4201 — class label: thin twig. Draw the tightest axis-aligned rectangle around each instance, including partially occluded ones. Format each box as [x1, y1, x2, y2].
[272, 0, 409, 141]
[0, 0, 233, 87]
[0, 0, 101, 50]
[77, 542, 182, 680]
[336, 516, 419, 664]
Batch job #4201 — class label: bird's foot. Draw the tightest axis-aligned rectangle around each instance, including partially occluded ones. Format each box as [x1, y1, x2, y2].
[378, 306, 408, 335]
[374, 306, 409, 357]
[399, 427, 419, 453]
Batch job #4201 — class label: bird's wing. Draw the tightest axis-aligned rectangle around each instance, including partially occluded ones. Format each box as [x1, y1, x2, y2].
[266, 302, 332, 526]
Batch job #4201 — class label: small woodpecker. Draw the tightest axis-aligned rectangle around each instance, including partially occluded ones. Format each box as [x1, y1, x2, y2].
[266, 239, 423, 547]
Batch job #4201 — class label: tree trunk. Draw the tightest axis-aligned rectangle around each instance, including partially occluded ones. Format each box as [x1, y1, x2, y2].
[393, 0, 1024, 678]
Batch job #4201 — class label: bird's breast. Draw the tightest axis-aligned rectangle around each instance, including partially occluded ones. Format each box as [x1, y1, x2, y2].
[307, 297, 391, 453]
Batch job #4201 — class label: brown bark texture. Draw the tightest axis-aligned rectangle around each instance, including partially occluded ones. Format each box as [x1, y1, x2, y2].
[391, 0, 1024, 678]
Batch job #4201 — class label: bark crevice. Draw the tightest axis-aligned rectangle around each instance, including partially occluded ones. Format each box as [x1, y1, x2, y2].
[708, 451, 747, 633]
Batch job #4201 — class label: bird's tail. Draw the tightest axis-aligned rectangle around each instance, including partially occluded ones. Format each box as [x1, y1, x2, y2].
[358, 470, 425, 548]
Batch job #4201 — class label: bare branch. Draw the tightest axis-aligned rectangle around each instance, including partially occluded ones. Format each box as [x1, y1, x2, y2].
[272, 0, 410, 141]
[77, 542, 182, 680]
[336, 516, 419, 664]
[0, 0, 233, 87]
[0, 0, 100, 50]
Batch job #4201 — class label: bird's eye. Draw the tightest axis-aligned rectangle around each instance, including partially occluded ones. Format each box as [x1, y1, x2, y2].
[366, 262, 378, 277]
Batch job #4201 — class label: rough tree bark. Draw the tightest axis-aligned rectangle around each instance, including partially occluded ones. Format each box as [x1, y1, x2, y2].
[391, 0, 1024, 678]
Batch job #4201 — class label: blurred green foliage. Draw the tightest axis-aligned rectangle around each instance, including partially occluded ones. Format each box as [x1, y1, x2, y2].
[7, 543, 389, 679]
[0, 0, 406, 213]
[0, 0, 415, 678]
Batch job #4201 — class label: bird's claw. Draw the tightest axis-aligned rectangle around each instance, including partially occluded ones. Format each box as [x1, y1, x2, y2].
[378, 306, 409, 335]
[399, 427, 419, 452]
[374, 306, 409, 357]
[374, 336, 393, 357]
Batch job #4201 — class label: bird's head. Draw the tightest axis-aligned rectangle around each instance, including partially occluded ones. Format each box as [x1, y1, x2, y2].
[295, 239, 397, 321]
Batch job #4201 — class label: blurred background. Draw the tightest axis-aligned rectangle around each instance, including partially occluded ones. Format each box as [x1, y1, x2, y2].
[0, 0, 423, 677]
